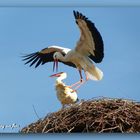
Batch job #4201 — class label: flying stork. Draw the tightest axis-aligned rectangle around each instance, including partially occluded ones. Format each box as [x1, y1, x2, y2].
[50, 72, 78, 109]
[22, 11, 104, 86]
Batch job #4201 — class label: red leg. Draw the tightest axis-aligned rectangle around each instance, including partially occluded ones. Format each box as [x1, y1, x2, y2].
[70, 80, 82, 88]
[73, 80, 86, 91]
[84, 70, 89, 81]
[73, 71, 89, 90]
[69, 69, 84, 88]
[79, 69, 83, 82]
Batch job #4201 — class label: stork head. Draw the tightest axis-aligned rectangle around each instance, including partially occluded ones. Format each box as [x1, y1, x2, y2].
[53, 52, 61, 59]
[53, 52, 62, 72]
[50, 72, 67, 80]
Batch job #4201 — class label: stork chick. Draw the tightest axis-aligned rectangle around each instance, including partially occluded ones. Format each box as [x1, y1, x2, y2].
[50, 72, 78, 108]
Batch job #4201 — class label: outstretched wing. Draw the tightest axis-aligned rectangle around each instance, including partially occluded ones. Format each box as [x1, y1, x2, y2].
[22, 46, 76, 68]
[73, 11, 104, 63]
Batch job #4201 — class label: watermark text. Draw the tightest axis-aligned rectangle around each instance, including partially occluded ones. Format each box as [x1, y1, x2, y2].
[0, 123, 20, 130]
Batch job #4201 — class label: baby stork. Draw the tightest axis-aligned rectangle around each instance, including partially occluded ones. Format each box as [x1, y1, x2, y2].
[50, 72, 78, 109]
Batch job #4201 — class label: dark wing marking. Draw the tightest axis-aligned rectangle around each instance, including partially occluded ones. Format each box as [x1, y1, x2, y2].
[73, 11, 104, 63]
[22, 51, 54, 68]
[22, 47, 76, 68]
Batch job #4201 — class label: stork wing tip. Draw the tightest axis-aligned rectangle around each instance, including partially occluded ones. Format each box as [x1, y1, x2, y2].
[73, 10, 76, 18]
[73, 10, 79, 18]
[73, 10, 88, 21]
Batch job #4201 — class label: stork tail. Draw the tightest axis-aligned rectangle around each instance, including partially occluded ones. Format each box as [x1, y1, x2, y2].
[85, 66, 103, 81]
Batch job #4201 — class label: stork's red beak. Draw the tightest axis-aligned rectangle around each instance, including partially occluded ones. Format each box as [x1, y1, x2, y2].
[53, 59, 58, 72]
[50, 73, 60, 77]
[50, 72, 63, 77]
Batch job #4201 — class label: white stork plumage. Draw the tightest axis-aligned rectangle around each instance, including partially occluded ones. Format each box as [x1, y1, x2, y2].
[22, 11, 104, 86]
[50, 72, 78, 109]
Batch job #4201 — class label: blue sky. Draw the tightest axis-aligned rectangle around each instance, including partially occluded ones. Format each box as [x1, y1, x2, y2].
[0, 2, 140, 136]
[0, 0, 140, 6]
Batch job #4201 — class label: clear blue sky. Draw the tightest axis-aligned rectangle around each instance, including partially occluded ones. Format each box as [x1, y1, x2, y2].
[0, 1, 140, 138]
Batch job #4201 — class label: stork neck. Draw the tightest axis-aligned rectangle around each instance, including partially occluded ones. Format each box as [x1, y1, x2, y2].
[57, 53, 67, 62]
[56, 76, 66, 83]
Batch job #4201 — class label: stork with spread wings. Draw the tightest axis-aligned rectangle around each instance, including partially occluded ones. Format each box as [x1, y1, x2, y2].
[22, 11, 104, 88]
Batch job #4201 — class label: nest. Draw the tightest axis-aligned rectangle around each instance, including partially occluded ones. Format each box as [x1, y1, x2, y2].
[21, 97, 140, 133]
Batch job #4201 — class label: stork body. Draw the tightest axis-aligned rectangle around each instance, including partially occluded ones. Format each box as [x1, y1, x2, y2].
[54, 50, 103, 81]
[50, 72, 78, 108]
[23, 11, 104, 87]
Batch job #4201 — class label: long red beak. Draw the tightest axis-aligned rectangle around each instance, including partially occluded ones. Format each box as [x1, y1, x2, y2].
[50, 72, 63, 77]
[50, 73, 60, 78]
[53, 59, 58, 72]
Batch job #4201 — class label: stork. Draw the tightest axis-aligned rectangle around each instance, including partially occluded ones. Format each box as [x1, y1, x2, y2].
[22, 11, 104, 87]
[50, 72, 78, 109]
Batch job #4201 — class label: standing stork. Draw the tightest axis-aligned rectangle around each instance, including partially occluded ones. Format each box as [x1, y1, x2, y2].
[50, 72, 78, 109]
[22, 11, 104, 87]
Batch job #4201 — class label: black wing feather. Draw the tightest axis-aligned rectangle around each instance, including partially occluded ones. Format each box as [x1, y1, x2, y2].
[35, 58, 43, 68]
[22, 52, 37, 58]
[22, 52, 54, 68]
[22, 48, 76, 68]
[29, 56, 40, 67]
[24, 54, 38, 65]
[73, 10, 104, 63]
[22, 53, 37, 61]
